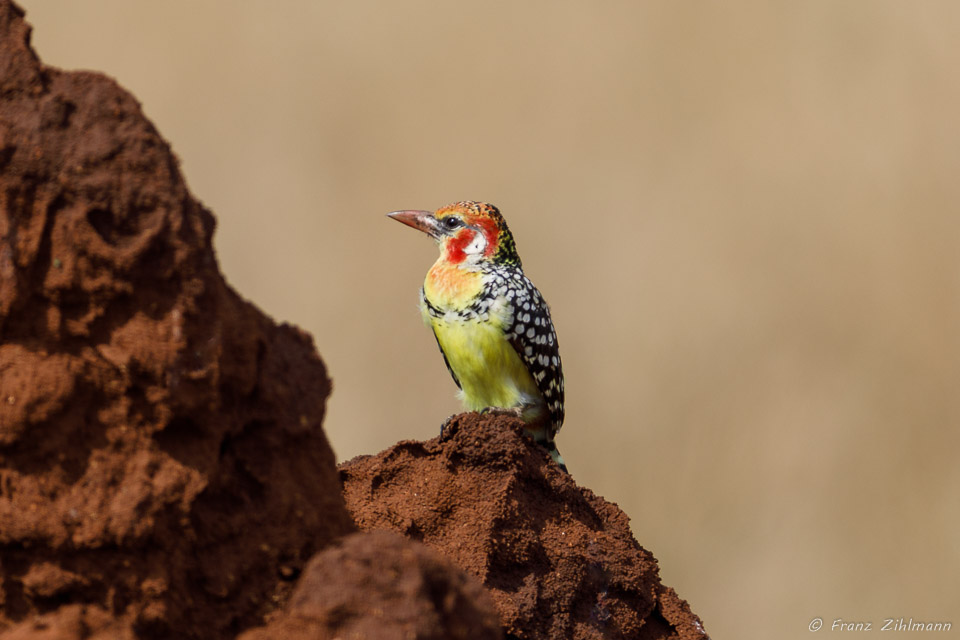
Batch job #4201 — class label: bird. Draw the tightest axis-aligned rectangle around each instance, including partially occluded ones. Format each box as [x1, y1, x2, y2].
[387, 201, 566, 471]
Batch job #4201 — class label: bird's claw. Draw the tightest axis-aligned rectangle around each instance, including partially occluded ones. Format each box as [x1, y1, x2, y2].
[439, 414, 459, 440]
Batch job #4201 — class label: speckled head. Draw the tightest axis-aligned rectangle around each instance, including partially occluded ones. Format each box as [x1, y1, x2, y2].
[388, 201, 522, 268]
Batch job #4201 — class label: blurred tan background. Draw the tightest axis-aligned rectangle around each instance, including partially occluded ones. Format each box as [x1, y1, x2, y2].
[20, 1, 959, 637]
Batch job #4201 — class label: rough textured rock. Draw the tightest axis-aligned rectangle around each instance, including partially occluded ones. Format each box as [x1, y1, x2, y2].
[239, 530, 503, 640]
[0, 2, 354, 637]
[340, 413, 709, 640]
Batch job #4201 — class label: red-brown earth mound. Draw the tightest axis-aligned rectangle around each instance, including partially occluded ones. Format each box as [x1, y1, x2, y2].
[0, 1, 355, 636]
[238, 530, 503, 640]
[0, 2, 708, 638]
[340, 413, 707, 640]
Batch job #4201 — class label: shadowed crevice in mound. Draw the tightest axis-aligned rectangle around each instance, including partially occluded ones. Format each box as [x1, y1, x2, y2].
[0, 2, 355, 637]
[339, 413, 709, 640]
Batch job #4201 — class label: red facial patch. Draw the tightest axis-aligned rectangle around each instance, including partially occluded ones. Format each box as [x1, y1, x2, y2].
[444, 228, 472, 264]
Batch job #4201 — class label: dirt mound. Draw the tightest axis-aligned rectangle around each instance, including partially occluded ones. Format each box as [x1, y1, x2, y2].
[0, 2, 353, 637]
[340, 413, 708, 640]
[239, 530, 503, 640]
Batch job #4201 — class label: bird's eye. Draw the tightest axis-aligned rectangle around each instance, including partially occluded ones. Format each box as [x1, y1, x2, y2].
[442, 216, 462, 230]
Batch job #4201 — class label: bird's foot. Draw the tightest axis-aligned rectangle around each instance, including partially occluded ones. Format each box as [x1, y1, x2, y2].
[439, 413, 460, 440]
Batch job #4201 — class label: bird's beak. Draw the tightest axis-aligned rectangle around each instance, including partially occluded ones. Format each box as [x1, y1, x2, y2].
[386, 209, 442, 240]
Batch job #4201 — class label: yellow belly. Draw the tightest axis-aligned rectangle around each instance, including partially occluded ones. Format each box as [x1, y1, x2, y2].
[427, 314, 542, 415]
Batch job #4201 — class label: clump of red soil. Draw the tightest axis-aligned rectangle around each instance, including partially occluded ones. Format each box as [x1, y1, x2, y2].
[238, 530, 503, 640]
[0, 2, 354, 637]
[340, 413, 708, 640]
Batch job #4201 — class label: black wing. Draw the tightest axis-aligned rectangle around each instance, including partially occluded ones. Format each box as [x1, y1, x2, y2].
[504, 274, 565, 438]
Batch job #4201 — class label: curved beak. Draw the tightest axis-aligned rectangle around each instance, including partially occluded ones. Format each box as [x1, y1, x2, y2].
[386, 209, 442, 240]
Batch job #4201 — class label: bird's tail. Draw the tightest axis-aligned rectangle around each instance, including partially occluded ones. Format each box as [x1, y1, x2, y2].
[522, 424, 568, 473]
[543, 440, 568, 473]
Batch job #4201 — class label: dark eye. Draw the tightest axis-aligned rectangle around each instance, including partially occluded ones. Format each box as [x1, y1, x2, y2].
[442, 216, 462, 230]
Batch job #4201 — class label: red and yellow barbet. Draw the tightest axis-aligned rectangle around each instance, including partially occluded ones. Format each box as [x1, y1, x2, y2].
[388, 201, 566, 470]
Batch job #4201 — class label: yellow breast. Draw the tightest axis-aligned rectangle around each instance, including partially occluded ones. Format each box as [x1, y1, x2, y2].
[421, 258, 543, 416]
[427, 314, 541, 413]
